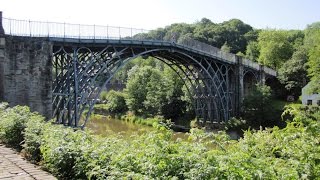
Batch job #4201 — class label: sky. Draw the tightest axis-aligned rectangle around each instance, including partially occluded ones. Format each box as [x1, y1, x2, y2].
[0, 0, 319, 30]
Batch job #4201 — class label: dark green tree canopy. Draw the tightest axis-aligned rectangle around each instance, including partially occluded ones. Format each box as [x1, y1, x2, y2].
[278, 47, 308, 95]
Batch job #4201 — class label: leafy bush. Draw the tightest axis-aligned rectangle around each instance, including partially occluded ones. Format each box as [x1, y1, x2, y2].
[105, 90, 128, 114]
[0, 103, 319, 179]
[99, 91, 108, 102]
[120, 113, 162, 126]
[242, 84, 280, 128]
[0, 105, 34, 149]
[95, 90, 128, 115]
[23, 114, 46, 162]
[40, 124, 93, 179]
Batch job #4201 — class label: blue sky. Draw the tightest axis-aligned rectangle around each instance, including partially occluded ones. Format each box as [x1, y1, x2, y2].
[1, 0, 319, 30]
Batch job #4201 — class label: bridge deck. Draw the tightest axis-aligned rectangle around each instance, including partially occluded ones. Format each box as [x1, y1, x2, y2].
[49, 37, 276, 76]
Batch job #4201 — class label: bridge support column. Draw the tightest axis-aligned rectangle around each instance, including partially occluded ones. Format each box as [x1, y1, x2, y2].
[259, 65, 266, 84]
[0, 36, 53, 119]
[235, 56, 244, 116]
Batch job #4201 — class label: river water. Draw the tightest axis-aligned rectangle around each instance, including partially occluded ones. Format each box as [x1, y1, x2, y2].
[86, 115, 189, 140]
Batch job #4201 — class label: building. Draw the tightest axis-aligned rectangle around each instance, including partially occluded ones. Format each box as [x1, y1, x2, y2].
[302, 83, 320, 106]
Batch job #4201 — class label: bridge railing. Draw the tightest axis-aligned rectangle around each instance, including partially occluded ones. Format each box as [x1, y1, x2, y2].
[3, 18, 149, 39]
[177, 37, 237, 63]
[2, 17, 275, 76]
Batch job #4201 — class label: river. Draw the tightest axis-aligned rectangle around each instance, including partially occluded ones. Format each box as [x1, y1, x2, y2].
[86, 115, 189, 140]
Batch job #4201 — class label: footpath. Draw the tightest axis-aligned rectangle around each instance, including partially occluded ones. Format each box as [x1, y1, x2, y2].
[0, 144, 56, 180]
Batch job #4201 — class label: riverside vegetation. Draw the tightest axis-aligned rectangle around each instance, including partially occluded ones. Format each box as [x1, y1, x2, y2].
[0, 102, 319, 179]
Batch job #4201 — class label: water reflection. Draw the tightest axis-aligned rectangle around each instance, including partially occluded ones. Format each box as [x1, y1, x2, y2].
[86, 115, 188, 140]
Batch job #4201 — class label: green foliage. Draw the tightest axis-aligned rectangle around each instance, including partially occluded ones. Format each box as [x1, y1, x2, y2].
[258, 30, 301, 69]
[105, 90, 128, 114]
[193, 18, 253, 53]
[99, 91, 108, 102]
[23, 114, 46, 162]
[306, 29, 320, 93]
[120, 113, 162, 127]
[236, 51, 245, 58]
[134, 17, 253, 54]
[125, 65, 168, 115]
[278, 46, 308, 95]
[40, 124, 93, 179]
[0, 105, 34, 149]
[245, 41, 260, 61]
[282, 104, 320, 127]
[224, 117, 247, 132]
[0, 103, 320, 179]
[242, 84, 276, 128]
[124, 64, 189, 120]
[221, 42, 231, 52]
[160, 67, 188, 120]
[93, 104, 109, 114]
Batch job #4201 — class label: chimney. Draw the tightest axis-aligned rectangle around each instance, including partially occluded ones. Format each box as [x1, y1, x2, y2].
[0, 12, 4, 35]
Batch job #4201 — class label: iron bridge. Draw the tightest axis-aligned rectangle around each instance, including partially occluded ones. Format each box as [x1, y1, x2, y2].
[1, 16, 277, 128]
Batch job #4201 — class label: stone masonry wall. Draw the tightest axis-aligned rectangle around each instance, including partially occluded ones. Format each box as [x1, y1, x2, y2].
[0, 36, 52, 119]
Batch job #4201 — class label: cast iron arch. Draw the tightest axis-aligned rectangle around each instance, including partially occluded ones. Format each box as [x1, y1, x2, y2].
[52, 45, 233, 128]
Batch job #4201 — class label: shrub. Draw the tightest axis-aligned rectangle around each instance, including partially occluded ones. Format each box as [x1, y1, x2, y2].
[105, 90, 128, 114]
[120, 113, 162, 126]
[0, 105, 33, 149]
[23, 114, 46, 162]
[40, 124, 93, 179]
[242, 84, 278, 128]
[0, 103, 319, 179]
[99, 91, 108, 102]
[95, 90, 128, 115]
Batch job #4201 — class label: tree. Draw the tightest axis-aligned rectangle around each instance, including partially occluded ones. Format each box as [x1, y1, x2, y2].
[193, 18, 216, 43]
[125, 66, 169, 116]
[220, 19, 253, 53]
[160, 67, 187, 120]
[236, 51, 245, 58]
[221, 42, 231, 53]
[163, 23, 194, 42]
[257, 30, 295, 69]
[245, 41, 260, 61]
[307, 37, 320, 93]
[105, 90, 128, 114]
[304, 22, 320, 93]
[242, 84, 276, 128]
[304, 22, 320, 50]
[193, 18, 253, 53]
[277, 47, 308, 96]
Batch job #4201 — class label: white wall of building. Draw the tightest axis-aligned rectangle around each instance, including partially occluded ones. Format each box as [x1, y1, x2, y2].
[302, 83, 320, 105]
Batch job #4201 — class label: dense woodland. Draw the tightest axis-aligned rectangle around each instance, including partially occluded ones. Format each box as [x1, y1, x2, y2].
[98, 18, 320, 129]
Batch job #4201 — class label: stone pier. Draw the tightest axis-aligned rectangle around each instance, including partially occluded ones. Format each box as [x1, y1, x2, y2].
[0, 36, 53, 119]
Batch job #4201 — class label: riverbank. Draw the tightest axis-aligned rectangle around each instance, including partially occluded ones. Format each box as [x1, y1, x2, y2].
[93, 104, 192, 132]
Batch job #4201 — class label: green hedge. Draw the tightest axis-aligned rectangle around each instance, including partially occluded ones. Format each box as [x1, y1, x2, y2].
[0, 102, 319, 179]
